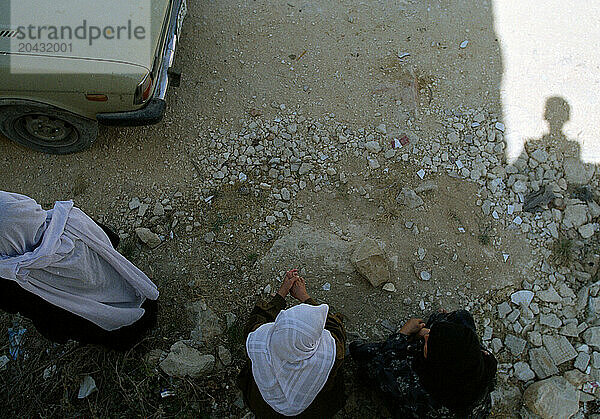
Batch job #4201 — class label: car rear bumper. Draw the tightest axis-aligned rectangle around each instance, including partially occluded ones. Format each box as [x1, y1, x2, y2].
[96, 0, 186, 127]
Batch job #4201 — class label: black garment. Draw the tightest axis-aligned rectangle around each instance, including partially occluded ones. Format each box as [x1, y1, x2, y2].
[350, 310, 496, 419]
[0, 222, 157, 351]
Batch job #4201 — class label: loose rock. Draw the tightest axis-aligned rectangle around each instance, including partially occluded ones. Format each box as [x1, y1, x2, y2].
[135, 228, 161, 248]
[523, 376, 579, 419]
[351, 238, 390, 287]
[396, 188, 424, 209]
[160, 341, 215, 378]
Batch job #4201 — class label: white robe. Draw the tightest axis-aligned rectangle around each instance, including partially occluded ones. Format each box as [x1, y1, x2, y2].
[0, 191, 159, 331]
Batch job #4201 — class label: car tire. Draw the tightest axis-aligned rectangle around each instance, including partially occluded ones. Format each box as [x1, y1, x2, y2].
[0, 103, 98, 154]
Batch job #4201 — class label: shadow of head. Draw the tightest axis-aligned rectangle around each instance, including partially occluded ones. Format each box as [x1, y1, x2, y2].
[544, 96, 570, 135]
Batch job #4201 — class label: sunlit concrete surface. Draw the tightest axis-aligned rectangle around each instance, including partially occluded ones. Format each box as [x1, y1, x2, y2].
[493, 1, 600, 163]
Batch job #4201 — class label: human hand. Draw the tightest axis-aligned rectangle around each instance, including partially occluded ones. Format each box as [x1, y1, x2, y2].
[290, 276, 310, 303]
[398, 318, 425, 336]
[285, 269, 299, 280]
[416, 327, 430, 339]
[277, 269, 299, 298]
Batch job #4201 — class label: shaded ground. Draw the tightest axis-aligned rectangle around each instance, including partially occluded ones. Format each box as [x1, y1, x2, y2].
[0, 0, 559, 417]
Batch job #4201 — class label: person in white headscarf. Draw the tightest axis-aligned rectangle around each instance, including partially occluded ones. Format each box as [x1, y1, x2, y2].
[237, 269, 347, 418]
[0, 191, 159, 349]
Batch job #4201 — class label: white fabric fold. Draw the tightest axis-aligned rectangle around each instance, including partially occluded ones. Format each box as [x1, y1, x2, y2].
[246, 303, 336, 416]
[0, 191, 159, 331]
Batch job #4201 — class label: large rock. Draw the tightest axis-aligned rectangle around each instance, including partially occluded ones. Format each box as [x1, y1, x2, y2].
[188, 301, 223, 345]
[260, 222, 354, 281]
[523, 376, 579, 419]
[564, 157, 595, 186]
[160, 341, 215, 378]
[351, 238, 390, 287]
[135, 227, 161, 248]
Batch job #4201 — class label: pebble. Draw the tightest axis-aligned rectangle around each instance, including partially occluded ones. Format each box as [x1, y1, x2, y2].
[129, 197, 141, 210]
[368, 157, 381, 169]
[498, 302, 512, 318]
[135, 228, 161, 248]
[579, 223, 597, 238]
[539, 313, 562, 328]
[280, 188, 291, 201]
[153, 202, 165, 216]
[298, 163, 313, 175]
[218, 345, 232, 366]
[138, 203, 149, 217]
[382, 283, 396, 292]
[204, 232, 215, 243]
[366, 141, 382, 153]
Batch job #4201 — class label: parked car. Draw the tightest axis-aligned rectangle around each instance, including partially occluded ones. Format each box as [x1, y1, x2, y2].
[0, 0, 186, 154]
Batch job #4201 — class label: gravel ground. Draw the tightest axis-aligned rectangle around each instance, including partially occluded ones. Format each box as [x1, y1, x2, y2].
[1, 0, 599, 417]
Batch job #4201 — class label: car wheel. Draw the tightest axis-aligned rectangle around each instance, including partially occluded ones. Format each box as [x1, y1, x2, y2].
[0, 103, 98, 154]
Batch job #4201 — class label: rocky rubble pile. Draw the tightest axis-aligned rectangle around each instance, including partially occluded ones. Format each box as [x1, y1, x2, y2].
[121, 103, 598, 416]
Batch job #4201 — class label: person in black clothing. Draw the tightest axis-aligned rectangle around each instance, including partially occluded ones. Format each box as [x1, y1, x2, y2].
[350, 309, 497, 418]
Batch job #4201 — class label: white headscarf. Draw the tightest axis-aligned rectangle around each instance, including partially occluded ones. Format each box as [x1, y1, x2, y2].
[246, 303, 336, 416]
[0, 191, 159, 331]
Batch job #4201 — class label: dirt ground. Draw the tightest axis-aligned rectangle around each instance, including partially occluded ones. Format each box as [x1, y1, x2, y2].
[0, 0, 540, 417]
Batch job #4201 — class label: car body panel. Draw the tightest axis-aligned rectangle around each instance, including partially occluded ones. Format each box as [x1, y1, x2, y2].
[0, 0, 176, 120]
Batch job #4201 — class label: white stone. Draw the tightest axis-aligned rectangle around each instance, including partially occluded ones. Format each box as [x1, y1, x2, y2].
[368, 157, 381, 169]
[514, 362, 535, 381]
[420, 271, 431, 281]
[511, 290, 534, 306]
[128, 197, 141, 210]
[383, 282, 396, 292]
[538, 285, 562, 303]
[579, 223, 597, 239]
[153, 202, 165, 216]
[280, 188, 291, 201]
[366, 141, 382, 153]
[563, 203, 589, 229]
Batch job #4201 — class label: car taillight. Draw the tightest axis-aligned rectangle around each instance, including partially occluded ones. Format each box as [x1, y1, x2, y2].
[134, 73, 153, 105]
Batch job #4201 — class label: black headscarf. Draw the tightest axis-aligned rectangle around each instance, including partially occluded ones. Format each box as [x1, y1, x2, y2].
[412, 321, 497, 415]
